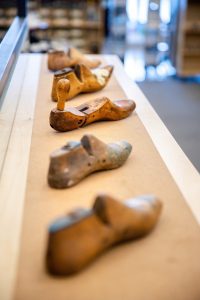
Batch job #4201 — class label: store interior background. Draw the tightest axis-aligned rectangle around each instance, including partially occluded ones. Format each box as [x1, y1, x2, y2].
[0, 0, 200, 171]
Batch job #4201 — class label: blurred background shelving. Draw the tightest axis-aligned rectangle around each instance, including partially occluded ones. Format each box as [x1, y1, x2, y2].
[0, 1, 17, 41]
[0, 0, 105, 53]
[28, 0, 105, 53]
[172, 0, 200, 76]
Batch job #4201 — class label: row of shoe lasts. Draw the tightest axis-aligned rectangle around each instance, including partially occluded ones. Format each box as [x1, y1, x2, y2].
[45, 48, 163, 276]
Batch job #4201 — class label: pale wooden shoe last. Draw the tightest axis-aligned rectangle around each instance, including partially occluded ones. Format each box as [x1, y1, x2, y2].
[48, 47, 101, 71]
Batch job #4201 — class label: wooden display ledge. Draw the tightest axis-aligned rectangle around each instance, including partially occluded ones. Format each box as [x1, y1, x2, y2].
[0, 54, 200, 300]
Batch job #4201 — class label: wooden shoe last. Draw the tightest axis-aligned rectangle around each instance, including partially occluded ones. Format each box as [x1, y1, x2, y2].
[48, 134, 132, 189]
[51, 64, 113, 102]
[48, 47, 101, 71]
[50, 92, 136, 132]
[46, 194, 162, 275]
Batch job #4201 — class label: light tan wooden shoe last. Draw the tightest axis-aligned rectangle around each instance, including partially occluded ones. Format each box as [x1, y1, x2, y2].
[51, 64, 113, 101]
[46, 194, 162, 275]
[48, 134, 132, 189]
[48, 47, 101, 71]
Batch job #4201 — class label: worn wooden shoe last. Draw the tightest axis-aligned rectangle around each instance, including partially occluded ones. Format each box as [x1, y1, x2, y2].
[46, 194, 162, 275]
[50, 86, 136, 131]
[48, 47, 101, 71]
[48, 134, 132, 189]
[51, 64, 113, 102]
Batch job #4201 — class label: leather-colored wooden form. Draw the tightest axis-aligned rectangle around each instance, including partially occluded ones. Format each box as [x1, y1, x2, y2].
[46, 194, 162, 276]
[48, 134, 132, 189]
[50, 89, 136, 132]
[51, 64, 113, 101]
[48, 47, 101, 71]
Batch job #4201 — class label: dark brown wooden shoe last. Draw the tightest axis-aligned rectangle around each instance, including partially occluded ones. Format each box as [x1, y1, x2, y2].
[46, 194, 162, 275]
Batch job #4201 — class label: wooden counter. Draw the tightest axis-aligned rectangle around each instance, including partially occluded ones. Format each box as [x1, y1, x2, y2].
[0, 54, 200, 300]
